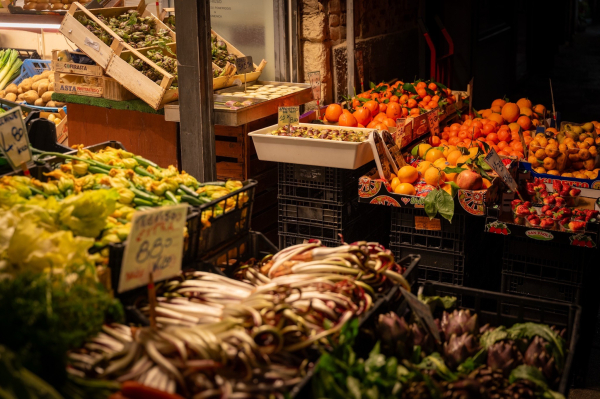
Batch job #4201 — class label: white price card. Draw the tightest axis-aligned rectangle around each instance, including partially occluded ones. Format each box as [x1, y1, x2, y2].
[484, 148, 518, 192]
[278, 106, 300, 128]
[118, 204, 188, 293]
[235, 56, 254, 74]
[307, 71, 321, 101]
[0, 107, 31, 170]
[399, 287, 441, 343]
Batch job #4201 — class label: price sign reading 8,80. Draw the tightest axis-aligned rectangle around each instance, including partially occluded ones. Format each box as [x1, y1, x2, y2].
[0, 107, 31, 170]
[118, 204, 188, 293]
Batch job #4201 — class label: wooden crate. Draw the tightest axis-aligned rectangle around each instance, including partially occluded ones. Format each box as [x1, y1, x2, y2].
[54, 72, 137, 101]
[51, 49, 103, 77]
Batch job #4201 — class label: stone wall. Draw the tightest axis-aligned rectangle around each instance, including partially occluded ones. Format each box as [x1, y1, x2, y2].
[299, 0, 420, 104]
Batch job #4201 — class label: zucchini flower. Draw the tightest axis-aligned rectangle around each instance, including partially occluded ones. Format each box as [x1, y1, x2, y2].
[162, 178, 179, 193]
[35, 181, 60, 196]
[132, 175, 153, 192]
[150, 181, 168, 196]
[0, 177, 32, 198]
[225, 180, 243, 192]
[59, 163, 74, 174]
[58, 177, 74, 193]
[98, 233, 121, 246]
[211, 189, 230, 199]
[117, 188, 135, 204]
[109, 168, 135, 180]
[43, 169, 72, 181]
[72, 161, 89, 177]
[120, 157, 138, 169]
[75, 175, 95, 192]
[202, 185, 226, 197]
[112, 204, 135, 220]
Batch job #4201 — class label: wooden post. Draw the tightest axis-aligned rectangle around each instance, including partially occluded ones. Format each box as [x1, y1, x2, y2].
[174, 0, 217, 181]
[346, 0, 354, 98]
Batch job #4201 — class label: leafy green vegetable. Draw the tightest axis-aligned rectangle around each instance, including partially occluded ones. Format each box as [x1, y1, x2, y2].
[479, 326, 509, 349]
[424, 188, 454, 223]
[418, 294, 457, 313]
[416, 353, 457, 381]
[509, 365, 565, 399]
[507, 323, 565, 371]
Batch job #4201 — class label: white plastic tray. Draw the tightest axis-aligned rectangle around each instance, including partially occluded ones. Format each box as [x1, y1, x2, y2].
[249, 124, 374, 169]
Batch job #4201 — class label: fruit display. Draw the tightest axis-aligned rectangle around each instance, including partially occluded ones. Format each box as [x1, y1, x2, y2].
[76, 10, 174, 49]
[211, 32, 238, 69]
[64, 241, 408, 397]
[527, 122, 600, 179]
[164, 14, 175, 31]
[216, 83, 305, 100]
[128, 48, 178, 85]
[510, 198, 597, 232]
[323, 79, 460, 128]
[313, 302, 567, 398]
[23, 0, 90, 11]
[0, 70, 65, 109]
[268, 124, 371, 142]
[0, 50, 23, 91]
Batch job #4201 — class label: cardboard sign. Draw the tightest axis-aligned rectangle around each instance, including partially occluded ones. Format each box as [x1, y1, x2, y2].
[235, 56, 254, 74]
[380, 130, 406, 170]
[395, 118, 412, 148]
[427, 108, 440, 136]
[118, 204, 188, 293]
[307, 71, 321, 101]
[415, 216, 441, 231]
[278, 106, 300, 128]
[399, 287, 441, 343]
[484, 148, 518, 192]
[0, 107, 31, 170]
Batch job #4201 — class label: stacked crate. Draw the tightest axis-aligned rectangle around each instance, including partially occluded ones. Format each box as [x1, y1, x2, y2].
[389, 207, 467, 285]
[278, 162, 389, 248]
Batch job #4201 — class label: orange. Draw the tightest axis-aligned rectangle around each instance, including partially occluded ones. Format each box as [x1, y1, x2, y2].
[394, 183, 416, 195]
[520, 107, 533, 117]
[424, 167, 445, 186]
[364, 100, 380, 117]
[366, 120, 378, 129]
[353, 107, 372, 126]
[447, 150, 463, 165]
[375, 113, 388, 122]
[487, 113, 504, 125]
[481, 109, 493, 118]
[379, 103, 387, 114]
[491, 105, 502, 113]
[374, 123, 389, 131]
[425, 148, 444, 163]
[386, 102, 402, 119]
[441, 183, 453, 195]
[397, 165, 419, 183]
[384, 118, 396, 128]
[501, 103, 520, 123]
[508, 123, 520, 132]
[445, 172, 458, 182]
[456, 155, 471, 166]
[390, 177, 401, 191]
[482, 178, 492, 188]
[339, 112, 358, 127]
[492, 99, 506, 108]
[517, 115, 531, 130]
[516, 98, 532, 110]
[433, 158, 449, 169]
[416, 161, 432, 174]
[325, 104, 343, 122]
[533, 104, 546, 117]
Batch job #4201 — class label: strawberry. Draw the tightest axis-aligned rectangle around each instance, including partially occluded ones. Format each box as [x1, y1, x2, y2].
[569, 188, 581, 197]
[553, 180, 562, 191]
[543, 196, 556, 205]
[568, 221, 586, 232]
[511, 199, 523, 210]
[586, 241, 595, 248]
[528, 217, 541, 226]
[540, 218, 555, 229]
[555, 197, 566, 206]
[515, 205, 531, 216]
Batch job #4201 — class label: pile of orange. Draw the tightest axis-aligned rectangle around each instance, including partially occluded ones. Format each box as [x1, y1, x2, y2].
[323, 79, 459, 129]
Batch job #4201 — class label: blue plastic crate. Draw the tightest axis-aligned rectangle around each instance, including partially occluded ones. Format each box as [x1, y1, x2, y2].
[12, 59, 51, 86]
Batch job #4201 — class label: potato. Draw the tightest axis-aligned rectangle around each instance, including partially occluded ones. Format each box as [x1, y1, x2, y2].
[46, 101, 56, 107]
[32, 78, 48, 91]
[54, 118, 61, 125]
[49, 74, 55, 83]
[5, 93, 16, 102]
[32, 71, 51, 83]
[41, 91, 53, 103]
[37, 82, 49, 96]
[54, 101, 66, 107]
[19, 78, 32, 92]
[0, 90, 5, 98]
[23, 90, 39, 104]
[17, 87, 23, 94]
[49, 82, 54, 91]
[48, 114, 56, 122]
[17, 93, 25, 101]
[40, 70, 51, 79]
[34, 98, 45, 106]
[5, 83, 17, 95]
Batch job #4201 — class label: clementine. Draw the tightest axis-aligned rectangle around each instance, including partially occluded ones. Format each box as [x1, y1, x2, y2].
[517, 116, 531, 130]
[516, 98, 532, 110]
[492, 98, 506, 108]
[398, 165, 419, 183]
[386, 102, 402, 119]
[364, 100, 379, 117]
[353, 107, 372, 126]
[325, 104, 343, 122]
[339, 112, 358, 127]
[501, 103, 520, 123]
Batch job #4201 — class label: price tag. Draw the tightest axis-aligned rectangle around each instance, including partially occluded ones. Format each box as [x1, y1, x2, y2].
[484, 148, 518, 192]
[235, 56, 254, 74]
[0, 107, 31, 170]
[278, 106, 300, 128]
[118, 204, 188, 293]
[399, 287, 441, 343]
[308, 71, 321, 101]
[427, 108, 440, 136]
[415, 216, 441, 231]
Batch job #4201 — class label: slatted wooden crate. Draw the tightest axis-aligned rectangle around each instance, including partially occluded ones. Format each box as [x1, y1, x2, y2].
[54, 72, 137, 101]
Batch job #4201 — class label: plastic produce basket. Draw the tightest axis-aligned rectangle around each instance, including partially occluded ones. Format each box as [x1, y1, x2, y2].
[11, 59, 51, 86]
[502, 272, 581, 304]
[0, 48, 41, 61]
[278, 161, 375, 204]
[196, 180, 258, 260]
[390, 243, 465, 286]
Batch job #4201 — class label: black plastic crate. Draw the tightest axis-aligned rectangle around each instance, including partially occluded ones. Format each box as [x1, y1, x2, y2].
[278, 162, 374, 203]
[279, 227, 388, 249]
[278, 197, 376, 229]
[390, 207, 466, 253]
[196, 180, 258, 259]
[502, 236, 589, 286]
[502, 272, 581, 304]
[390, 243, 464, 285]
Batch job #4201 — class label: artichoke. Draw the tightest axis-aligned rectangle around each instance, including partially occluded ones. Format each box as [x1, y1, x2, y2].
[378, 312, 413, 358]
[440, 310, 479, 340]
[401, 381, 434, 399]
[440, 378, 486, 399]
[467, 366, 507, 398]
[502, 379, 538, 399]
[523, 336, 558, 385]
[411, 323, 436, 356]
[487, 341, 523, 376]
[443, 333, 480, 368]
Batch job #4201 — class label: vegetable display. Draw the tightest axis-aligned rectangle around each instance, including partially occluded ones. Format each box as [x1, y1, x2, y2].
[0, 49, 23, 91]
[66, 240, 407, 397]
[128, 49, 177, 85]
[0, 69, 65, 110]
[269, 125, 372, 142]
[211, 33, 237, 69]
[313, 299, 568, 399]
[76, 10, 174, 50]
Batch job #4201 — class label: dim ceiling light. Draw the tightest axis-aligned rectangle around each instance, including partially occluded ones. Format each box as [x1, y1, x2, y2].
[0, 23, 61, 29]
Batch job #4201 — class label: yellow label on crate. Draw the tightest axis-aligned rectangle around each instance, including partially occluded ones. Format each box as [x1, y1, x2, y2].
[415, 216, 442, 231]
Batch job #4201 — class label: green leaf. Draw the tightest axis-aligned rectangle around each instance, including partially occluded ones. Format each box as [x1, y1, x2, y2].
[480, 326, 509, 349]
[383, 99, 390, 104]
[509, 365, 549, 389]
[473, 109, 482, 119]
[369, 81, 376, 89]
[424, 190, 439, 220]
[418, 295, 457, 313]
[443, 167, 464, 174]
[457, 348, 487, 374]
[507, 323, 566, 371]
[435, 81, 448, 90]
[481, 141, 491, 153]
[365, 386, 379, 399]
[385, 357, 398, 378]
[402, 83, 417, 94]
[448, 181, 460, 198]
[347, 376, 362, 399]
[436, 188, 454, 223]
[425, 87, 436, 96]
[458, 146, 470, 155]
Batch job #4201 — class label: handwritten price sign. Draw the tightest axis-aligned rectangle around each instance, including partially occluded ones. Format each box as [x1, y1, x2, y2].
[235, 56, 254, 74]
[427, 109, 440, 137]
[307, 71, 321, 101]
[278, 106, 300, 128]
[0, 107, 31, 170]
[484, 148, 518, 192]
[118, 204, 188, 293]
